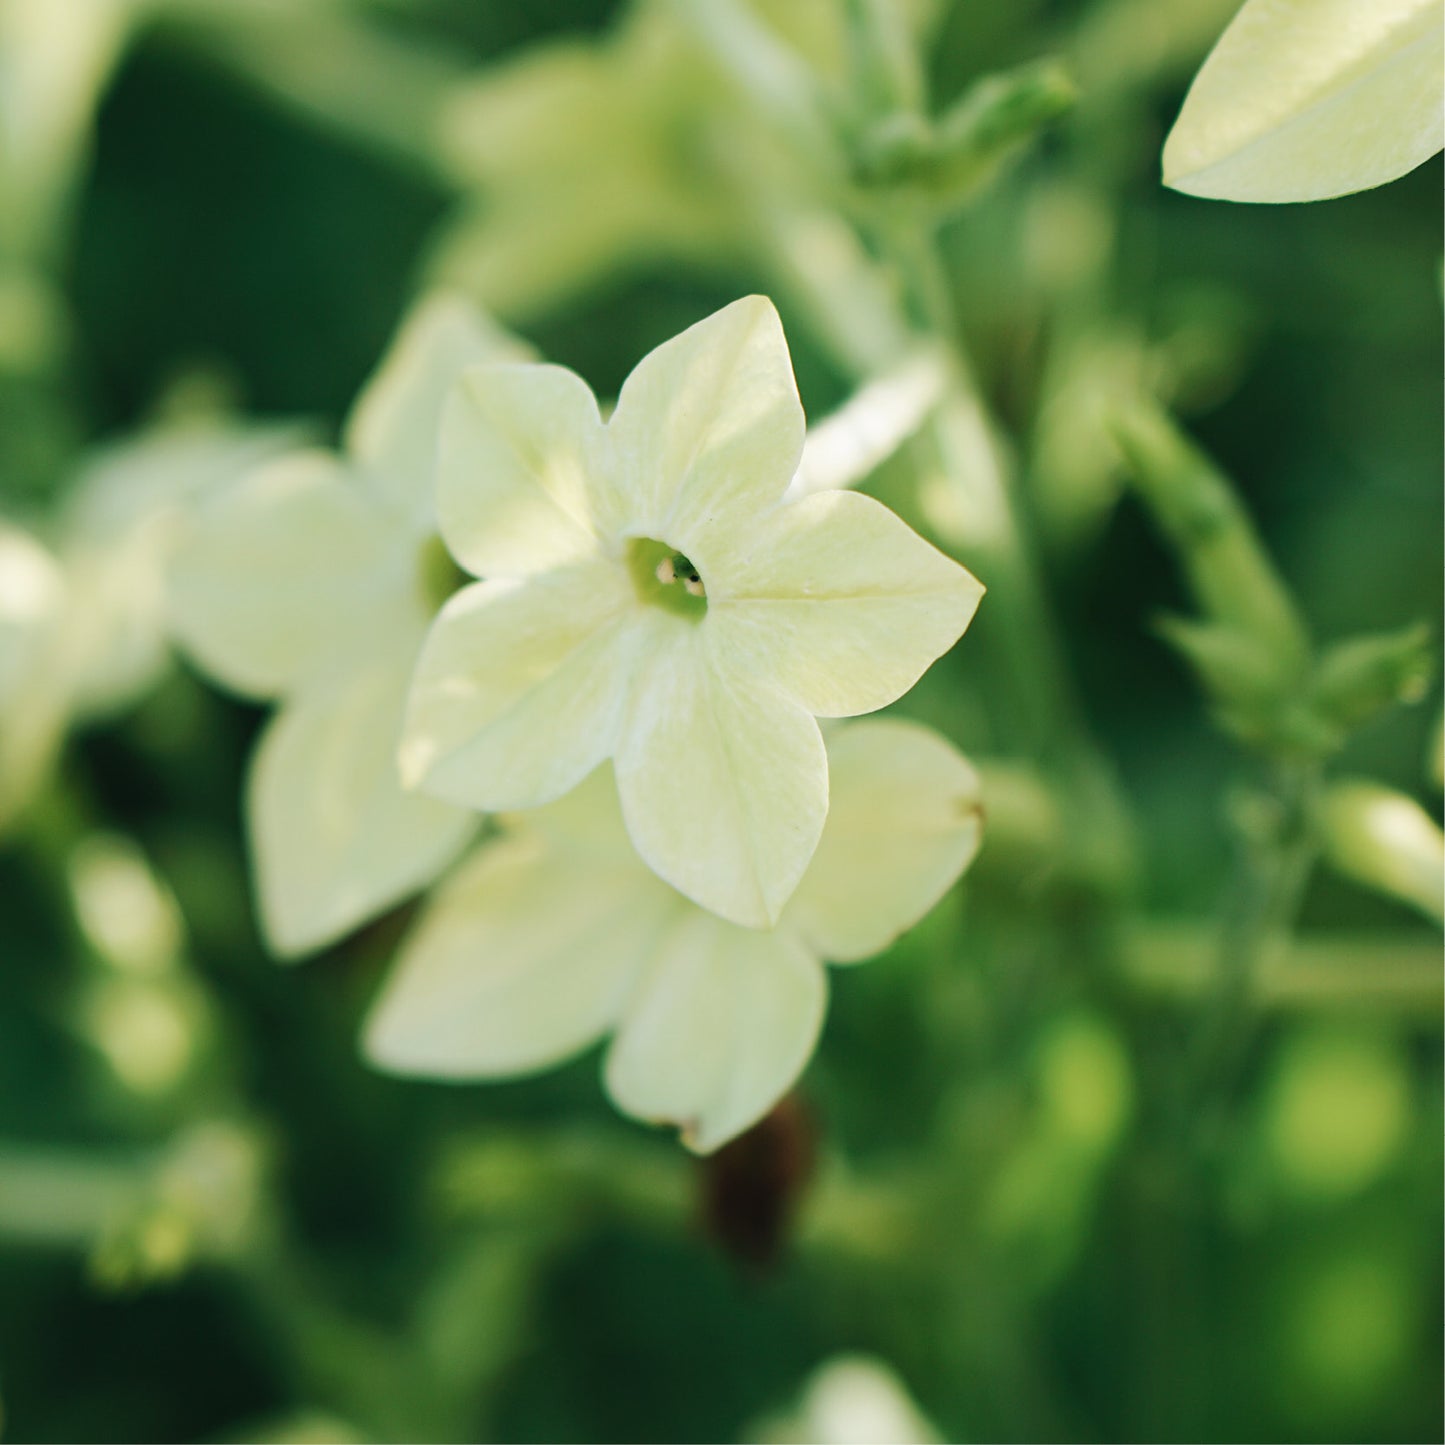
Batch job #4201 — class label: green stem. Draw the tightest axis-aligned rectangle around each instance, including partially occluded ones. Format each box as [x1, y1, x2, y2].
[1180, 759, 1321, 1135]
[899, 222, 1135, 901]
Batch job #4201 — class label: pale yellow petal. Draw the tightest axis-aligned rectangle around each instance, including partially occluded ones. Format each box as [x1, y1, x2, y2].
[399, 563, 639, 811]
[364, 834, 680, 1078]
[0, 519, 62, 697]
[519, 760, 646, 861]
[614, 628, 827, 928]
[785, 720, 983, 963]
[168, 450, 418, 700]
[604, 909, 826, 1152]
[604, 295, 805, 552]
[248, 654, 477, 958]
[63, 421, 306, 542]
[436, 38, 624, 190]
[345, 292, 532, 528]
[61, 421, 305, 712]
[436, 362, 610, 579]
[710, 489, 984, 716]
[1163, 0, 1444, 202]
[0, 520, 67, 829]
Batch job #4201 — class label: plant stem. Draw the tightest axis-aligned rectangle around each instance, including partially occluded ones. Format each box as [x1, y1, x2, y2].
[1121, 920, 1441, 1014]
[898, 221, 1136, 902]
[1179, 758, 1321, 1137]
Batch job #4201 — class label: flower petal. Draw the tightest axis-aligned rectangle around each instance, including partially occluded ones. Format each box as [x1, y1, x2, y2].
[63, 421, 307, 541]
[399, 562, 638, 811]
[168, 450, 418, 700]
[614, 629, 827, 928]
[605, 295, 805, 551]
[364, 833, 680, 1079]
[345, 292, 533, 528]
[1163, 0, 1444, 203]
[604, 909, 826, 1153]
[785, 720, 983, 963]
[248, 653, 477, 958]
[0, 0, 134, 254]
[519, 759, 646, 860]
[436, 361, 610, 579]
[0, 522, 68, 831]
[710, 489, 984, 717]
[60, 421, 306, 713]
[0, 520, 63, 698]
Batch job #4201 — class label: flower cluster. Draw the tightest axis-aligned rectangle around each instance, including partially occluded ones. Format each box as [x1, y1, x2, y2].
[170, 290, 986, 1148]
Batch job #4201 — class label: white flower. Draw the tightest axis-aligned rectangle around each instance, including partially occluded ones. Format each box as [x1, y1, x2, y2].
[1163, 0, 1444, 203]
[0, 420, 298, 831]
[400, 296, 983, 929]
[430, 3, 736, 319]
[750, 1355, 942, 1445]
[0, 518, 67, 826]
[62, 419, 304, 715]
[366, 719, 983, 1153]
[169, 294, 527, 957]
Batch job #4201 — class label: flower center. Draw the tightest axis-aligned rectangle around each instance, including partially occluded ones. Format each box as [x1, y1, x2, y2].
[417, 535, 471, 613]
[626, 537, 707, 620]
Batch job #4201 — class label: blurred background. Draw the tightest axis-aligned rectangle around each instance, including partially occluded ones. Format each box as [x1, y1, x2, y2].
[0, 1, 1440, 1441]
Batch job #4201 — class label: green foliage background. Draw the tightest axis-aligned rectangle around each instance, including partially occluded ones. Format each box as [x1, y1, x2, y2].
[0, 2, 1440, 1442]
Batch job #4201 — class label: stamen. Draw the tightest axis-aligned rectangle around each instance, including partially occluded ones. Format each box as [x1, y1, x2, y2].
[626, 538, 708, 619]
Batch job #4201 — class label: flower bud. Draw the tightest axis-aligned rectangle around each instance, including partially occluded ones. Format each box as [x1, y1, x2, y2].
[1320, 780, 1444, 923]
[1111, 403, 1310, 676]
[854, 60, 1076, 207]
[1309, 623, 1433, 736]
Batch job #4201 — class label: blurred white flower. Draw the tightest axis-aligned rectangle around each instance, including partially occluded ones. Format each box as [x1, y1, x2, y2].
[0, 518, 66, 825]
[169, 294, 526, 957]
[749, 1354, 942, 1445]
[0, 0, 138, 260]
[426, 0, 942, 349]
[367, 719, 982, 1153]
[1163, 0, 1444, 202]
[63, 419, 304, 714]
[429, 1, 739, 320]
[68, 831, 184, 975]
[0, 419, 296, 831]
[401, 296, 983, 929]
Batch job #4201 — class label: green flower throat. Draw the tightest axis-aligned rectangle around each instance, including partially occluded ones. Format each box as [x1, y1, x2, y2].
[626, 536, 708, 620]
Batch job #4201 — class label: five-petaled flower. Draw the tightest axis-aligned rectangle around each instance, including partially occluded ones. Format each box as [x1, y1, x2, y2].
[367, 719, 984, 1152]
[399, 296, 984, 929]
[169, 295, 527, 957]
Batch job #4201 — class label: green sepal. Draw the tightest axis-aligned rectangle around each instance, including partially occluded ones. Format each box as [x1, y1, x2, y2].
[1308, 622, 1433, 736]
[852, 59, 1076, 210]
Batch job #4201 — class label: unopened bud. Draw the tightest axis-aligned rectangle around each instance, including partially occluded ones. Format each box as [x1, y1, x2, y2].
[1310, 623, 1432, 735]
[1111, 403, 1310, 675]
[854, 60, 1076, 207]
[1320, 780, 1444, 924]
